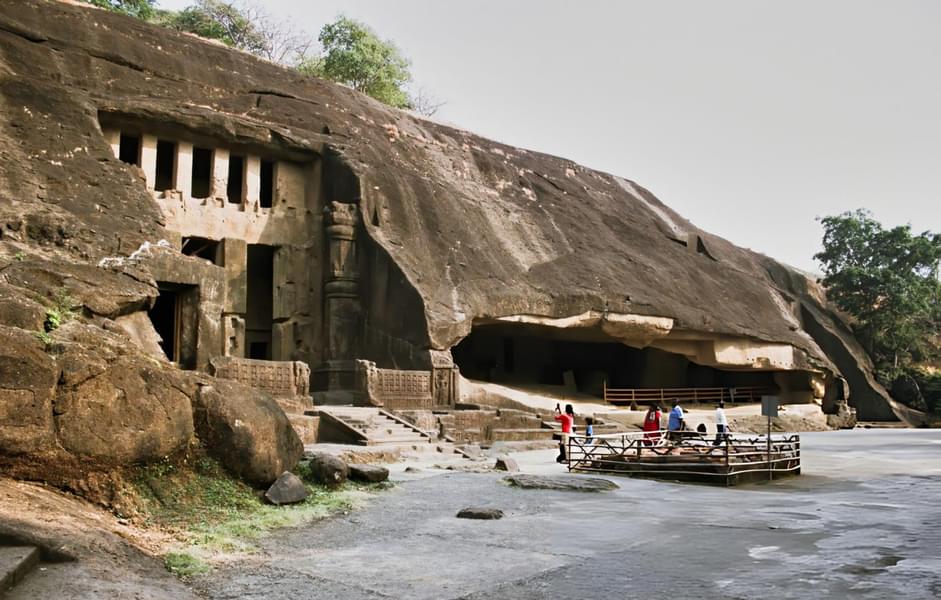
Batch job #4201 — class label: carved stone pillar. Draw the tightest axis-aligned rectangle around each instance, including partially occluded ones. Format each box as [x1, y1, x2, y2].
[316, 201, 365, 402]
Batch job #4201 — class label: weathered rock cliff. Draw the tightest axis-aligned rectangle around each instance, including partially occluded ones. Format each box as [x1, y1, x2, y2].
[0, 0, 906, 470]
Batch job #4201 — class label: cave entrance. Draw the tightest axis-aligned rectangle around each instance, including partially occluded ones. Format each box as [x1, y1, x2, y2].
[246, 244, 275, 360]
[149, 283, 199, 369]
[451, 324, 779, 400]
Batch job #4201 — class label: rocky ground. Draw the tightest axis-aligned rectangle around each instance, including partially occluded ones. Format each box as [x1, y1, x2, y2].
[3, 430, 938, 599]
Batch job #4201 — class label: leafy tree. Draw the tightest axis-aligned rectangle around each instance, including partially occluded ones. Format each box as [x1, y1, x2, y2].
[85, 0, 156, 19]
[298, 16, 413, 110]
[158, 0, 267, 55]
[815, 209, 941, 373]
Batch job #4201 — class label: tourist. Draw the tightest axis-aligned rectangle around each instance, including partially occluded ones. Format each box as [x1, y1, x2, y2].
[585, 416, 594, 444]
[642, 404, 662, 446]
[714, 400, 730, 446]
[667, 399, 685, 441]
[554, 403, 575, 463]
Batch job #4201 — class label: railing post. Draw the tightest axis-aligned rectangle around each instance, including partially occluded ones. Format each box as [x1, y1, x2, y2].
[603, 379, 607, 403]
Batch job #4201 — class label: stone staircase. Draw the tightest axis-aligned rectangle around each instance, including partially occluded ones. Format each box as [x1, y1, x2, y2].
[275, 396, 319, 444]
[314, 406, 433, 446]
[1, 546, 40, 595]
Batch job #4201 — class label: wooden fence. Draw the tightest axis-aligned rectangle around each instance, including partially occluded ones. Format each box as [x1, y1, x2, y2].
[602, 384, 775, 406]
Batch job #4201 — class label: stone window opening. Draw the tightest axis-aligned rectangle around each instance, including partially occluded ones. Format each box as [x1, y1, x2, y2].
[227, 155, 245, 204]
[182, 236, 222, 265]
[154, 139, 176, 192]
[259, 160, 275, 208]
[118, 133, 141, 166]
[149, 283, 199, 369]
[191, 147, 213, 199]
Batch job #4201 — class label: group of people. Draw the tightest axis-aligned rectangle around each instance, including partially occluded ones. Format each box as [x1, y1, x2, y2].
[642, 399, 730, 446]
[554, 398, 732, 464]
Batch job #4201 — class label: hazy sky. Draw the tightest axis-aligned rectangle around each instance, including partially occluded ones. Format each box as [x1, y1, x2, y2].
[161, 0, 941, 273]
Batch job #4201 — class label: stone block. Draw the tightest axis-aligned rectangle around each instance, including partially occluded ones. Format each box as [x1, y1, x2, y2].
[348, 463, 389, 483]
[456, 507, 504, 520]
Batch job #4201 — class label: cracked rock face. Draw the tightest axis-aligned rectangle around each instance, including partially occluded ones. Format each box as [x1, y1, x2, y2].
[0, 0, 904, 484]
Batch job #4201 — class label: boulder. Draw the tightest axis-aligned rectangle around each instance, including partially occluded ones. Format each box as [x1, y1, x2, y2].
[503, 474, 619, 492]
[891, 374, 927, 412]
[193, 380, 304, 486]
[348, 464, 389, 483]
[494, 456, 519, 472]
[264, 471, 309, 506]
[825, 401, 857, 430]
[0, 327, 58, 455]
[456, 507, 504, 520]
[50, 322, 195, 465]
[305, 452, 349, 486]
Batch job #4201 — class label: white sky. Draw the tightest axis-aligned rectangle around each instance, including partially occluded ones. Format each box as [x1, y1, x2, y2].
[160, 0, 941, 273]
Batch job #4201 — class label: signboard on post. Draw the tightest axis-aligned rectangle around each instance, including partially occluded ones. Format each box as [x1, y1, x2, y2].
[761, 395, 779, 417]
[761, 395, 779, 480]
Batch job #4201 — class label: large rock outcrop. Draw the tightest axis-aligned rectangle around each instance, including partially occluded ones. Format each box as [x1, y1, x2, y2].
[0, 0, 906, 423]
[193, 380, 304, 486]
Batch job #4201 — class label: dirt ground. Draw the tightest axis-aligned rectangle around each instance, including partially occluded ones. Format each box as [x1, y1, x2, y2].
[0, 478, 198, 599]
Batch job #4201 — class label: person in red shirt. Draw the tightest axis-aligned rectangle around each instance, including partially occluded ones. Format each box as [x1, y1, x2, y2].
[642, 404, 663, 446]
[555, 403, 575, 463]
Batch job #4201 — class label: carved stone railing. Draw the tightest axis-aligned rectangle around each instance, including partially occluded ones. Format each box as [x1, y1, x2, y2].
[355, 361, 458, 409]
[210, 356, 310, 398]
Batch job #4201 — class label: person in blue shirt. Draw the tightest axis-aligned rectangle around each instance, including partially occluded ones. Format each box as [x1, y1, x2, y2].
[667, 399, 685, 441]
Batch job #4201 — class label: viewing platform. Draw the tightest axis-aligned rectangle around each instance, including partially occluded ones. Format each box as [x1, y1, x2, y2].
[566, 429, 801, 486]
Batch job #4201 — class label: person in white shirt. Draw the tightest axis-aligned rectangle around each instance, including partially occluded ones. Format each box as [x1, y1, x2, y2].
[713, 400, 730, 446]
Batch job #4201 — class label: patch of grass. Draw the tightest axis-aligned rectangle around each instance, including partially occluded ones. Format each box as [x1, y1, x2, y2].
[131, 453, 387, 578]
[43, 288, 75, 333]
[164, 552, 209, 579]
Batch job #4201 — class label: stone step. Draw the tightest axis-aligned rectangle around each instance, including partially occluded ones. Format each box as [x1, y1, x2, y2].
[276, 396, 314, 414]
[288, 414, 319, 444]
[491, 428, 557, 442]
[0, 546, 39, 592]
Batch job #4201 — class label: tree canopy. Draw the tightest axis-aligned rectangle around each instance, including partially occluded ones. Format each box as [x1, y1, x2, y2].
[815, 209, 941, 373]
[297, 16, 413, 110]
[86, 0, 156, 19]
[84, 2, 438, 113]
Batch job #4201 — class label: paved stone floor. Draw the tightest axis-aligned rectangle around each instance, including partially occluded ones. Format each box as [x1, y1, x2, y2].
[194, 430, 941, 599]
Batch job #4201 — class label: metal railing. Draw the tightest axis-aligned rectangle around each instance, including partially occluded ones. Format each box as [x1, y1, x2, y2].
[602, 384, 775, 406]
[564, 429, 801, 483]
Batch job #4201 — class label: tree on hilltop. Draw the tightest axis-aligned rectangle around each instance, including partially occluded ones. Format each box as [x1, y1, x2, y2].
[86, 0, 156, 19]
[297, 16, 413, 110]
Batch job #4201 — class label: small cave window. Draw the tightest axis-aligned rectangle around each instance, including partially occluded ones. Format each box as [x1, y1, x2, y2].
[118, 133, 141, 166]
[259, 160, 274, 208]
[191, 147, 213, 199]
[227, 155, 245, 204]
[696, 236, 717, 261]
[154, 139, 176, 192]
[182, 236, 222, 265]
